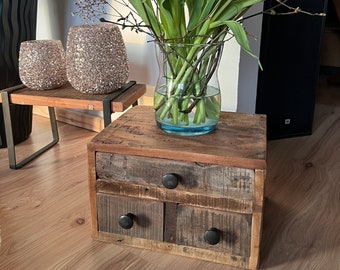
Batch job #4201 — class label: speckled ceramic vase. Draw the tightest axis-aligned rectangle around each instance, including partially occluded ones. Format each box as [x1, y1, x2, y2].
[66, 24, 129, 94]
[19, 40, 66, 90]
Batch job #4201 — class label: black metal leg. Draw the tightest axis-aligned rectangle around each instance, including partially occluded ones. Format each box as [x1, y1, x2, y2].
[102, 81, 136, 127]
[1, 88, 59, 169]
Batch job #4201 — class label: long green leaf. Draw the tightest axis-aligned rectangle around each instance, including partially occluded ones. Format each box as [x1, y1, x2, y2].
[186, 0, 204, 31]
[225, 20, 262, 68]
[212, 0, 264, 21]
[156, 0, 186, 39]
[187, 0, 219, 33]
[128, 0, 162, 37]
[166, 0, 186, 37]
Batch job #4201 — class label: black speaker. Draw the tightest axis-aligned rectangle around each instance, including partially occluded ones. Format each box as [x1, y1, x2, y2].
[256, 0, 328, 139]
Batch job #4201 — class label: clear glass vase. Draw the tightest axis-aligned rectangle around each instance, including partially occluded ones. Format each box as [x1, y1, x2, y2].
[154, 41, 223, 136]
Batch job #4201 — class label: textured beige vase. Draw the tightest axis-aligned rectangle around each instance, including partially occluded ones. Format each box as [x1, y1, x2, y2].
[19, 40, 66, 90]
[66, 24, 129, 94]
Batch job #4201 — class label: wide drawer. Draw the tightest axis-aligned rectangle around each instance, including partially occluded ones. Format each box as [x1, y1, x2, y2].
[97, 194, 164, 241]
[96, 152, 255, 200]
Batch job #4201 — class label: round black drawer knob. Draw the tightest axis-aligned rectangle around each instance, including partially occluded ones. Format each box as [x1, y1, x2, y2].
[118, 213, 135, 229]
[162, 173, 179, 189]
[204, 228, 221, 245]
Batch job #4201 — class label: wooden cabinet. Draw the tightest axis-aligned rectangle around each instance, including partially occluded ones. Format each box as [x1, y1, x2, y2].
[88, 106, 267, 270]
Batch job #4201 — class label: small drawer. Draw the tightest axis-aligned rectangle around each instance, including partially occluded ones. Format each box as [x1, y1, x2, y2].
[97, 194, 164, 241]
[96, 152, 254, 200]
[176, 205, 252, 258]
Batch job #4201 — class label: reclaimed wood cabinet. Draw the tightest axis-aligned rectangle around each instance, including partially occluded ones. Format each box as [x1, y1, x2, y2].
[87, 106, 267, 269]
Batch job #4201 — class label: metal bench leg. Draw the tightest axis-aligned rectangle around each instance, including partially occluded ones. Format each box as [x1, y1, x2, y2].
[1, 89, 59, 169]
[102, 81, 136, 127]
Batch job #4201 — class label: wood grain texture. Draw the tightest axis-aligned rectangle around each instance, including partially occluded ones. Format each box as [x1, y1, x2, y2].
[260, 76, 340, 270]
[96, 180, 254, 214]
[0, 82, 146, 112]
[89, 106, 267, 170]
[249, 169, 266, 270]
[0, 75, 339, 270]
[97, 231, 250, 269]
[97, 194, 163, 241]
[96, 152, 255, 200]
[176, 205, 252, 257]
[163, 202, 178, 243]
[89, 105, 266, 269]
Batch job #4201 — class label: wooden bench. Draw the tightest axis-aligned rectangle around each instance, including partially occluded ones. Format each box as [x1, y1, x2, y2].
[0, 81, 146, 169]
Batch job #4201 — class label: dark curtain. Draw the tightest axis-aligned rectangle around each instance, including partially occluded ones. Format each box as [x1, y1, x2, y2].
[0, 0, 38, 147]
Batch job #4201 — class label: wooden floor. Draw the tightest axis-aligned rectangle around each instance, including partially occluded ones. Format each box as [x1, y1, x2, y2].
[0, 76, 339, 270]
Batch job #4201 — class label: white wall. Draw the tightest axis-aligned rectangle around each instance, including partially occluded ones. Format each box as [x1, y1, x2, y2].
[36, 0, 262, 113]
[238, 4, 264, 113]
[36, 0, 82, 44]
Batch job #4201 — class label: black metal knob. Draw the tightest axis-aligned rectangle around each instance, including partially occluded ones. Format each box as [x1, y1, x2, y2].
[162, 173, 179, 189]
[204, 228, 221, 245]
[118, 213, 134, 229]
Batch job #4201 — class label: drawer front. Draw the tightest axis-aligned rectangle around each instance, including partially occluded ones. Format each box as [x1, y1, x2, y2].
[176, 205, 252, 258]
[96, 152, 254, 200]
[97, 194, 164, 241]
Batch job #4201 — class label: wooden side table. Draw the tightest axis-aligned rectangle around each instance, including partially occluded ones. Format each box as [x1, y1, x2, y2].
[0, 81, 146, 169]
[88, 106, 267, 269]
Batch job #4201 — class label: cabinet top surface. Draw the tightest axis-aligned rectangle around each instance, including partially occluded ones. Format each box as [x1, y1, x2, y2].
[89, 106, 267, 169]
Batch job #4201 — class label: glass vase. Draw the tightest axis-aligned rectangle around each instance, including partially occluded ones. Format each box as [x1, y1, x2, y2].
[154, 42, 223, 136]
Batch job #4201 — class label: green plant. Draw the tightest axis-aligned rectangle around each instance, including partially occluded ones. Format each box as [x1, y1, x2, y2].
[73, 0, 325, 127]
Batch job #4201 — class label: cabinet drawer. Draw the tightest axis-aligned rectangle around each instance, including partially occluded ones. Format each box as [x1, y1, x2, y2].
[96, 152, 254, 200]
[176, 205, 252, 258]
[97, 194, 164, 241]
